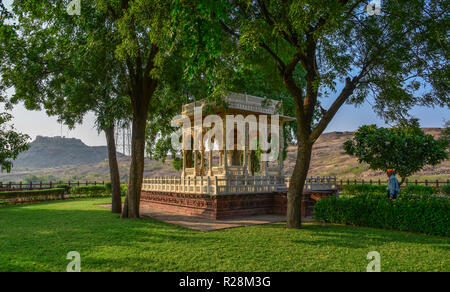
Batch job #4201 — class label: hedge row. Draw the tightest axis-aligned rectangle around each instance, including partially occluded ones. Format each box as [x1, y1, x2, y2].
[70, 185, 109, 197]
[55, 183, 127, 197]
[342, 184, 438, 196]
[0, 188, 65, 201]
[441, 184, 450, 196]
[314, 194, 449, 236]
[342, 184, 387, 196]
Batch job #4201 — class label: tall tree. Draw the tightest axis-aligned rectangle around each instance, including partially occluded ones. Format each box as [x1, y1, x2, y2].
[1, 1, 129, 214]
[2, 0, 181, 218]
[177, 0, 449, 228]
[98, 0, 180, 218]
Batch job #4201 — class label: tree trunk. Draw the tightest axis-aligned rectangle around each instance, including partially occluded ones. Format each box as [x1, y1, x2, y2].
[105, 125, 122, 214]
[121, 107, 149, 218]
[287, 141, 313, 229]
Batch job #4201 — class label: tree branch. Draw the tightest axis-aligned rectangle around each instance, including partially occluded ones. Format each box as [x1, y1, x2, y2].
[144, 45, 159, 79]
[259, 42, 286, 72]
[310, 64, 370, 142]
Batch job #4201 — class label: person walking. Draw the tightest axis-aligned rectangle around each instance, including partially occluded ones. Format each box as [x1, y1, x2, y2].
[386, 169, 400, 199]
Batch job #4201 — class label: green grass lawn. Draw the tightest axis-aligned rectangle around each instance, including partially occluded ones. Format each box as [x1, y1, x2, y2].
[0, 198, 448, 272]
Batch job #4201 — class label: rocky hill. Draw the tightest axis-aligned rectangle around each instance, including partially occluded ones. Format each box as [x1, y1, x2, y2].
[12, 136, 123, 169]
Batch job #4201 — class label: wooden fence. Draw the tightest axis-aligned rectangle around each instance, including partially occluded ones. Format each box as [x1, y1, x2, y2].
[336, 179, 450, 190]
[0, 181, 106, 192]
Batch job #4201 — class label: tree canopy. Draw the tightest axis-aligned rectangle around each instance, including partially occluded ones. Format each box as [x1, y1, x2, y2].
[344, 120, 449, 184]
[174, 0, 449, 227]
[1, 0, 190, 218]
[0, 113, 30, 173]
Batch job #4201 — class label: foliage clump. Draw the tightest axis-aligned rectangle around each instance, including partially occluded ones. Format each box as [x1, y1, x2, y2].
[70, 185, 109, 198]
[344, 120, 448, 184]
[314, 194, 449, 236]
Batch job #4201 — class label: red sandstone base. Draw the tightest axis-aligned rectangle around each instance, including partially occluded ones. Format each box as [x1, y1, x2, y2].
[140, 190, 336, 219]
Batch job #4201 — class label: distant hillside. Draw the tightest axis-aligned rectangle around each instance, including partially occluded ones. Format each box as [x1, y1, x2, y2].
[2, 129, 448, 183]
[13, 136, 123, 169]
[284, 128, 449, 181]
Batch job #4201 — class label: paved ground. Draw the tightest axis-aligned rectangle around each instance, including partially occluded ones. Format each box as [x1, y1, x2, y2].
[99, 204, 313, 231]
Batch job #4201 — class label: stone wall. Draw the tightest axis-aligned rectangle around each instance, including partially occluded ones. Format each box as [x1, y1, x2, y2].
[141, 190, 336, 219]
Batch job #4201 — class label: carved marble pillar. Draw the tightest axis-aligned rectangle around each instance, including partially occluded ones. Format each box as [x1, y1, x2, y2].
[279, 123, 284, 177]
[261, 150, 268, 176]
[182, 150, 187, 177]
[247, 150, 252, 175]
[194, 150, 199, 176]
[208, 149, 213, 176]
[243, 123, 249, 175]
[200, 150, 205, 176]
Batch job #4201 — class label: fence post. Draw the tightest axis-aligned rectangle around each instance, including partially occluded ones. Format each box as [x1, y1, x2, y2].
[436, 180, 439, 189]
[415, 179, 418, 185]
[378, 179, 381, 185]
[40, 181, 42, 190]
[50, 181, 53, 189]
[20, 181, 22, 191]
[30, 181, 32, 190]
[94, 181, 97, 186]
[425, 179, 428, 186]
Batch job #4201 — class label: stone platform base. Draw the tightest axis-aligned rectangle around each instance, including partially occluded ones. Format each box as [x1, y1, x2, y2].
[140, 190, 336, 220]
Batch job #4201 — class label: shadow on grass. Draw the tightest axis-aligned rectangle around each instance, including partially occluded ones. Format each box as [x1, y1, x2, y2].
[0, 200, 448, 271]
[286, 223, 450, 250]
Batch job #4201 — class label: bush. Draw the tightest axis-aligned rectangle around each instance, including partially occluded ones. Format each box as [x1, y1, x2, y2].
[105, 182, 112, 193]
[403, 185, 436, 196]
[342, 184, 387, 196]
[121, 184, 127, 196]
[440, 184, 450, 196]
[342, 183, 437, 197]
[70, 185, 109, 197]
[0, 188, 65, 203]
[55, 184, 71, 193]
[314, 194, 450, 236]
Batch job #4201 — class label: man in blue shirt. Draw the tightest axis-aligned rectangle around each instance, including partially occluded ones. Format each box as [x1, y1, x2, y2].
[386, 169, 400, 199]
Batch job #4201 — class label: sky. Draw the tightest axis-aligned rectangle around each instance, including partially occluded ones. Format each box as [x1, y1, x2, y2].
[2, 0, 449, 146]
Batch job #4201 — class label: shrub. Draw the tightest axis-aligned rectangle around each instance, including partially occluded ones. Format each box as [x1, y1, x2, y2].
[403, 185, 436, 196]
[342, 184, 387, 196]
[121, 184, 127, 196]
[0, 188, 65, 203]
[440, 184, 450, 196]
[342, 183, 437, 197]
[314, 194, 450, 236]
[105, 182, 112, 193]
[70, 185, 109, 197]
[55, 184, 71, 193]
